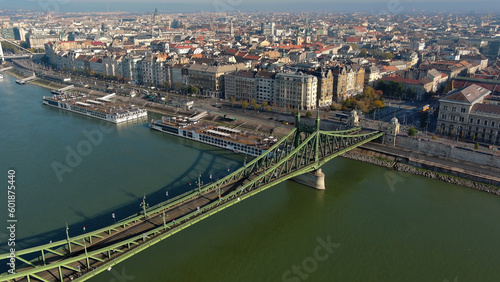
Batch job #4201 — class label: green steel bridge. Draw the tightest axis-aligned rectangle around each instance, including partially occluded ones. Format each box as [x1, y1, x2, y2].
[0, 114, 383, 282]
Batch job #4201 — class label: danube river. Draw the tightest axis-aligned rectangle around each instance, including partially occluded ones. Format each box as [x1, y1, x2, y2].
[1, 74, 499, 281]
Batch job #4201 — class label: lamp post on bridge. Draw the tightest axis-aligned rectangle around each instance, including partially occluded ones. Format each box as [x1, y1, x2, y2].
[196, 174, 203, 195]
[66, 223, 72, 253]
[140, 194, 149, 219]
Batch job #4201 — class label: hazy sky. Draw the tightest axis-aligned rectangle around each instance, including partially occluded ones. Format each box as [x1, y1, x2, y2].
[0, 0, 498, 13]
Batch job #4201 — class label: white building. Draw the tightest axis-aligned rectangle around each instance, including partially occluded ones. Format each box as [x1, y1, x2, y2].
[275, 72, 317, 110]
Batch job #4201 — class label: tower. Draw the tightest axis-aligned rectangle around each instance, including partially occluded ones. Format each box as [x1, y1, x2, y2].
[153, 8, 158, 23]
[296, 31, 303, 45]
[347, 110, 359, 127]
[305, 28, 311, 44]
[0, 40, 4, 62]
[383, 117, 400, 146]
[230, 20, 234, 38]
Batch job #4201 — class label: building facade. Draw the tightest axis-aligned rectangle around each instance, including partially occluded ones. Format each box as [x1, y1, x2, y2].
[331, 65, 365, 102]
[438, 84, 500, 144]
[187, 63, 248, 98]
[275, 72, 317, 110]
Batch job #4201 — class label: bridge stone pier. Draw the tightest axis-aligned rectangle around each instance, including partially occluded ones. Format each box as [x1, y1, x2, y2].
[292, 168, 326, 190]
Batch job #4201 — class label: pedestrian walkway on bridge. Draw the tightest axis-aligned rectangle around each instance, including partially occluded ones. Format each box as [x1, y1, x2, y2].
[0, 113, 382, 282]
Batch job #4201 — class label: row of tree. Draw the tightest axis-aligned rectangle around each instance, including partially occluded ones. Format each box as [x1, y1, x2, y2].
[331, 86, 385, 113]
[229, 97, 316, 117]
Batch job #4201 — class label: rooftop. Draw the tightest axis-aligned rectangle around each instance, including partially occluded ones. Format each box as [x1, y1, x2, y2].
[441, 84, 491, 104]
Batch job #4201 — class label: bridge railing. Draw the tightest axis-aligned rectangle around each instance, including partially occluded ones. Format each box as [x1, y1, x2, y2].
[0, 128, 298, 265]
[0, 127, 383, 280]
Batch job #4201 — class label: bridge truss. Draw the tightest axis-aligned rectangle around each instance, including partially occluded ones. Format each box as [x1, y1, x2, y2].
[0, 113, 383, 281]
[0, 37, 34, 61]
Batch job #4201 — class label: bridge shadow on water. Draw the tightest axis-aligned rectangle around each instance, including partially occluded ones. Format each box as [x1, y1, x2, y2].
[0, 131, 247, 271]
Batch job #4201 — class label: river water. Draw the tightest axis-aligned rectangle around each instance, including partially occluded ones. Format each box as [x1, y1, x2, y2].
[1, 74, 499, 281]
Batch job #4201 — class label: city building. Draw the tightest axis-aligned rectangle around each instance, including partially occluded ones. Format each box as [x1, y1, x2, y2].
[275, 72, 317, 110]
[224, 70, 257, 101]
[255, 70, 276, 104]
[140, 53, 169, 86]
[187, 63, 248, 98]
[438, 84, 500, 144]
[261, 22, 275, 36]
[331, 65, 365, 102]
[309, 68, 333, 108]
[381, 75, 434, 100]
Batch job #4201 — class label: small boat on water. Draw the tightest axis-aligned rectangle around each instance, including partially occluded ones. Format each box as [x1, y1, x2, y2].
[0, 73, 4, 79]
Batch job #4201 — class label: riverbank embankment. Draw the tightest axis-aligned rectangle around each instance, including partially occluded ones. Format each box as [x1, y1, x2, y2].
[342, 143, 500, 195]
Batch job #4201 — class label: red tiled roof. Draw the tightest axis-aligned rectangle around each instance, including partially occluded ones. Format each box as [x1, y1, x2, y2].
[346, 37, 361, 43]
[243, 55, 261, 60]
[382, 76, 422, 85]
[472, 103, 500, 115]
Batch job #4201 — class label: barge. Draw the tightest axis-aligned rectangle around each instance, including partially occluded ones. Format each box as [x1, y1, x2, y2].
[150, 116, 278, 156]
[42, 93, 147, 123]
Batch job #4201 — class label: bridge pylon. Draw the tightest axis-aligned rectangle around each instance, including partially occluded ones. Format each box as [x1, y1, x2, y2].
[0, 40, 4, 63]
[291, 109, 326, 190]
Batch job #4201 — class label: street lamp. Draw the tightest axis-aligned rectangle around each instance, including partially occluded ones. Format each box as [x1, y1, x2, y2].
[140, 194, 149, 219]
[196, 174, 203, 195]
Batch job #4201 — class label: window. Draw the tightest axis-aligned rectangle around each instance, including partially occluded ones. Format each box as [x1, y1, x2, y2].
[441, 114, 446, 119]
[470, 118, 474, 124]
[477, 119, 481, 125]
[484, 120, 488, 126]
[461, 108, 466, 113]
[443, 105, 448, 111]
[459, 116, 465, 122]
[452, 106, 456, 112]
[492, 121, 495, 127]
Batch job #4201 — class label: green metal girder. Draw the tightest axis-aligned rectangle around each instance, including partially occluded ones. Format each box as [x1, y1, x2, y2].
[43, 248, 65, 257]
[30, 273, 50, 282]
[0, 125, 382, 281]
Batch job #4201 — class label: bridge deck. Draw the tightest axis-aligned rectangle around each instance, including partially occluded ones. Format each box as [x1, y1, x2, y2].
[2, 126, 382, 282]
[11, 178, 246, 282]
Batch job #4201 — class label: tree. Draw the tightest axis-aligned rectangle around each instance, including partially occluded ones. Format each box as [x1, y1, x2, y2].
[173, 82, 182, 90]
[262, 101, 268, 108]
[407, 127, 418, 136]
[331, 103, 342, 111]
[265, 105, 271, 112]
[359, 48, 368, 57]
[475, 142, 480, 150]
[381, 52, 394, 60]
[249, 98, 257, 110]
[405, 88, 417, 100]
[292, 108, 298, 115]
[161, 81, 170, 90]
[306, 110, 313, 117]
[241, 100, 248, 109]
[372, 100, 385, 109]
[363, 86, 378, 100]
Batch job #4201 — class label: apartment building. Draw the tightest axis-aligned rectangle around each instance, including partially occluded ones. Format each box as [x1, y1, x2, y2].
[275, 72, 317, 111]
[438, 84, 500, 144]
